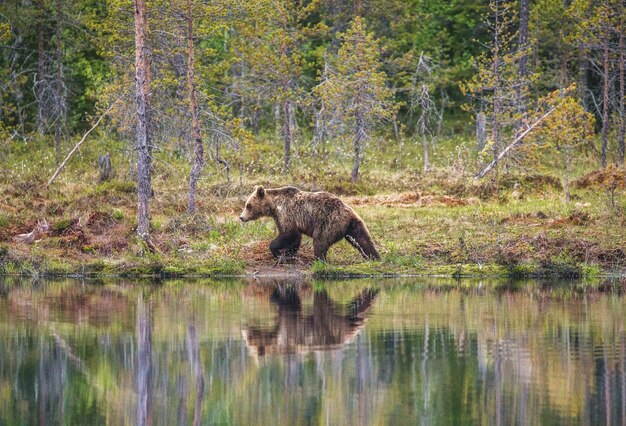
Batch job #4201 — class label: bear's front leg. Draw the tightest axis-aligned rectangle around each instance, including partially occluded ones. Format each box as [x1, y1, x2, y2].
[313, 241, 330, 262]
[269, 232, 302, 258]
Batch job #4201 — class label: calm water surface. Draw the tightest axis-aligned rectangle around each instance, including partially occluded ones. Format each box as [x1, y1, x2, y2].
[0, 277, 625, 425]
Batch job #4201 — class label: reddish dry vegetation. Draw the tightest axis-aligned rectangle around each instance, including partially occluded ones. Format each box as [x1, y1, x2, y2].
[3, 212, 131, 260]
[500, 210, 592, 227]
[347, 192, 477, 207]
[574, 165, 626, 190]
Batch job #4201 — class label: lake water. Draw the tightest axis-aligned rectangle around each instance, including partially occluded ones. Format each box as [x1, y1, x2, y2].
[0, 277, 624, 425]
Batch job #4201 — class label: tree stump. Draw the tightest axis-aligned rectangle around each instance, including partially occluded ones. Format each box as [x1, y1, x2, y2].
[98, 153, 113, 182]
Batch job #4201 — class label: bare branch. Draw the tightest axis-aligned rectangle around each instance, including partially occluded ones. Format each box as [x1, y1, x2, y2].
[47, 93, 125, 187]
[474, 107, 556, 179]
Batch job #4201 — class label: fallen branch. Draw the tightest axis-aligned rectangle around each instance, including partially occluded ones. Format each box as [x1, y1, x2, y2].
[474, 107, 556, 180]
[47, 94, 125, 187]
[52, 330, 104, 393]
[13, 220, 49, 244]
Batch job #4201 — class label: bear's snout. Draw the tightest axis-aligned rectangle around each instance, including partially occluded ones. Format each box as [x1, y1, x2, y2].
[239, 215, 245, 222]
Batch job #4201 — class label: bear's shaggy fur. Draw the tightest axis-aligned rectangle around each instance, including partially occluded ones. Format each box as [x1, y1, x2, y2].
[239, 186, 380, 261]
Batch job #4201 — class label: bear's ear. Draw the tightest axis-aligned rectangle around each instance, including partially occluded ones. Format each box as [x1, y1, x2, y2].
[256, 185, 265, 199]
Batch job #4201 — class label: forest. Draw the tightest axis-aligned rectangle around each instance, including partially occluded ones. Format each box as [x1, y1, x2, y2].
[0, 0, 625, 277]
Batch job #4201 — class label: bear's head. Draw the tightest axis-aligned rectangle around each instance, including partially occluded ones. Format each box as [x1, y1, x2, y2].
[240, 186, 270, 222]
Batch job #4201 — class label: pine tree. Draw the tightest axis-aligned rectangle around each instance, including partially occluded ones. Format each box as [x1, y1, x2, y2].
[316, 17, 395, 182]
[134, 0, 152, 243]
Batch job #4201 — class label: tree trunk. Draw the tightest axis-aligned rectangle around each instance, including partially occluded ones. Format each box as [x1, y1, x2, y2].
[288, 102, 297, 143]
[516, 0, 529, 124]
[601, 19, 610, 169]
[36, 0, 46, 134]
[134, 0, 152, 241]
[564, 143, 571, 204]
[187, 324, 205, 426]
[98, 153, 113, 182]
[493, 2, 501, 184]
[354, 0, 362, 17]
[619, 8, 625, 165]
[422, 132, 429, 173]
[578, 43, 589, 110]
[136, 295, 153, 426]
[9, 30, 25, 135]
[518, 0, 529, 78]
[352, 112, 365, 182]
[54, 0, 63, 164]
[274, 102, 281, 139]
[282, 100, 292, 173]
[312, 104, 324, 156]
[186, 0, 204, 214]
[476, 111, 487, 150]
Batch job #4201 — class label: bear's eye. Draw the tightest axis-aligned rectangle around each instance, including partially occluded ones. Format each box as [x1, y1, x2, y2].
[245, 204, 251, 210]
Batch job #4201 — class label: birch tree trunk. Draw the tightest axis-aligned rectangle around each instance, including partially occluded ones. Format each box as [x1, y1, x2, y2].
[186, 0, 204, 214]
[134, 0, 152, 241]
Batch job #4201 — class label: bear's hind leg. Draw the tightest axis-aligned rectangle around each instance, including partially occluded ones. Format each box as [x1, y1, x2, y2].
[269, 232, 302, 258]
[345, 219, 380, 260]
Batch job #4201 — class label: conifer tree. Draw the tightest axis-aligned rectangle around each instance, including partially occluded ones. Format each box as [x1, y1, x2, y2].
[316, 17, 395, 182]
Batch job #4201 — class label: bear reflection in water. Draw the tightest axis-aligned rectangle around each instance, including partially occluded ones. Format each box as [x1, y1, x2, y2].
[243, 283, 379, 357]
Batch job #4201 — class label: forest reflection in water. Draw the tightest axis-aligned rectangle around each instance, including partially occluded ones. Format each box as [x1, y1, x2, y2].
[0, 276, 625, 425]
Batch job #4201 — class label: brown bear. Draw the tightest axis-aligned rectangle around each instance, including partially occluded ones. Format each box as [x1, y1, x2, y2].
[239, 186, 380, 261]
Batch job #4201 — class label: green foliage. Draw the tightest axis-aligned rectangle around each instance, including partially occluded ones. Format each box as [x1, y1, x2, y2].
[316, 17, 396, 129]
[52, 218, 74, 233]
[0, 213, 8, 229]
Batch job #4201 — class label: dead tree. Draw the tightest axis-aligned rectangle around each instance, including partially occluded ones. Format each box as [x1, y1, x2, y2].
[134, 0, 153, 242]
[411, 53, 438, 173]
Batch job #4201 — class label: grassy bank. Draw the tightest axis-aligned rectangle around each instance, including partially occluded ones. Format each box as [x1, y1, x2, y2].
[1, 133, 625, 279]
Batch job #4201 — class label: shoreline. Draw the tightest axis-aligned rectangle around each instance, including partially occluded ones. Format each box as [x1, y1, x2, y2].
[1, 255, 624, 280]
